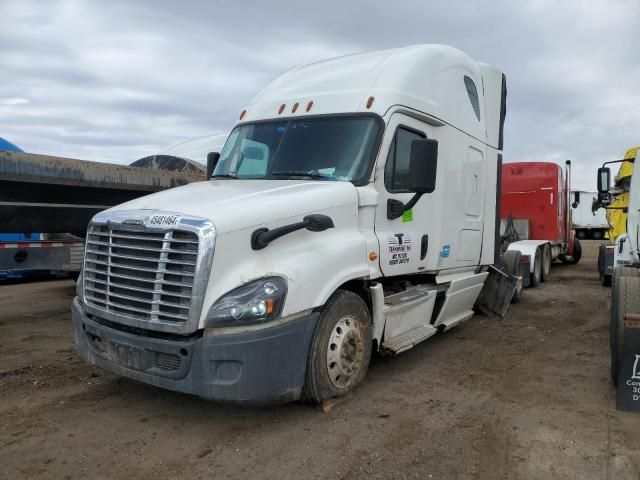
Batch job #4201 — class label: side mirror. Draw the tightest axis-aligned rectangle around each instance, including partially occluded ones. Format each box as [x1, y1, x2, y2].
[251, 214, 334, 250]
[597, 167, 610, 194]
[572, 191, 580, 209]
[207, 152, 220, 178]
[387, 138, 438, 220]
[303, 214, 334, 232]
[409, 138, 438, 193]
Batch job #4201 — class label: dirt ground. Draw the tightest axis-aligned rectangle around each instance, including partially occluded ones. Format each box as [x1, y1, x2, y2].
[1, 240, 640, 479]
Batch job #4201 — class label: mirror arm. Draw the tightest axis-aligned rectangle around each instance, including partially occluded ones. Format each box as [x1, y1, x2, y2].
[387, 193, 424, 220]
[251, 214, 334, 250]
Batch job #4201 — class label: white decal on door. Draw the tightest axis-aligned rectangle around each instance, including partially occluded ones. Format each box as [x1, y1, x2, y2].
[387, 233, 412, 265]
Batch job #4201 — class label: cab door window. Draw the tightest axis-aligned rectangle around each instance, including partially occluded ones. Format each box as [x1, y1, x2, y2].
[384, 127, 425, 193]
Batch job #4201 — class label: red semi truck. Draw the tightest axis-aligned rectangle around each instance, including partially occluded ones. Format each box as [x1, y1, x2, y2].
[500, 161, 582, 289]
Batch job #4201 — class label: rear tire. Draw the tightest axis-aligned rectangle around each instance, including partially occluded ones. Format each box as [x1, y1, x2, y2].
[529, 248, 542, 288]
[576, 230, 587, 240]
[592, 230, 603, 240]
[503, 250, 524, 303]
[540, 244, 552, 282]
[302, 290, 373, 403]
[610, 270, 640, 385]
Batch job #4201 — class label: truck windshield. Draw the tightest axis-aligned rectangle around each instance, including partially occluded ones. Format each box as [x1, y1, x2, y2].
[213, 116, 381, 184]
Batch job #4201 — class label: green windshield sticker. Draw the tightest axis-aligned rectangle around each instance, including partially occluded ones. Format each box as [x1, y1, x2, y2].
[402, 209, 413, 223]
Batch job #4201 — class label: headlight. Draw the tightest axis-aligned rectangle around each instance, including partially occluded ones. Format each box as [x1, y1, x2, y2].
[205, 277, 287, 327]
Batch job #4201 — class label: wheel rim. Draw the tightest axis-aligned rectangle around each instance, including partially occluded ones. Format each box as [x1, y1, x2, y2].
[326, 315, 365, 389]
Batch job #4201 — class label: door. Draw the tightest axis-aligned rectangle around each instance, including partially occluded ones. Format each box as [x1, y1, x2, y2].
[374, 113, 435, 276]
[455, 146, 485, 263]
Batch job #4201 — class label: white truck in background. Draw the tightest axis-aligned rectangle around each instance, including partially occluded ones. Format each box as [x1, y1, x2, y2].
[72, 45, 518, 405]
[571, 190, 609, 240]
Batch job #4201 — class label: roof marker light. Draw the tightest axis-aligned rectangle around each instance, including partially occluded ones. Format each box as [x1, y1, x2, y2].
[278, 104, 286, 114]
[366, 96, 375, 109]
[239, 109, 246, 120]
[292, 102, 299, 113]
[306, 101, 314, 112]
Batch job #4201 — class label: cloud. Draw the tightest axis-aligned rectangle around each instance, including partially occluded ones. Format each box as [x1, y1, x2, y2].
[0, 0, 638, 189]
[0, 97, 29, 106]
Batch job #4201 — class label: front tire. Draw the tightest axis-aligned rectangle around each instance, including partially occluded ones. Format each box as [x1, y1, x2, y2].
[303, 290, 373, 403]
[570, 238, 582, 264]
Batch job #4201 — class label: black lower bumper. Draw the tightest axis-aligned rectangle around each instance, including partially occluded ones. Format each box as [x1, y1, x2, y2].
[71, 298, 319, 405]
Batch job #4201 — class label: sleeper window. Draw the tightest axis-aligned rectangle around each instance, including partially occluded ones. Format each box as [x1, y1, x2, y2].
[464, 76, 481, 121]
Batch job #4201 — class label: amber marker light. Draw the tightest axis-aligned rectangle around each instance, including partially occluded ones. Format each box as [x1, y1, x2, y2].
[239, 109, 246, 120]
[366, 96, 375, 109]
[306, 100, 314, 112]
[265, 298, 275, 314]
[369, 251, 378, 261]
[278, 104, 286, 114]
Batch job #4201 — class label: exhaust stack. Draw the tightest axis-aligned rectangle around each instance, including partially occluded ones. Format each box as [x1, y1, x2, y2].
[565, 160, 572, 246]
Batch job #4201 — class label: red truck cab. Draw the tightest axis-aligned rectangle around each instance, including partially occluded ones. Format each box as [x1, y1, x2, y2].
[501, 162, 568, 243]
[499, 161, 580, 289]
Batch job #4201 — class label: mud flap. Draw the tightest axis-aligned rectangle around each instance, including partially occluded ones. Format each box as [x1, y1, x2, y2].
[474, 265, 516, 317]
[617, 315, 640, 412]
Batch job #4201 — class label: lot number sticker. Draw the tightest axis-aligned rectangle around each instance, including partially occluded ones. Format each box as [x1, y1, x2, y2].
[146, 214, 182, 227]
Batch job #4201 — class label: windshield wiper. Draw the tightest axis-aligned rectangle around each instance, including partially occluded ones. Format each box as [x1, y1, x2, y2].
[271, 171, 333, 180]
[211, 173, 239, 179]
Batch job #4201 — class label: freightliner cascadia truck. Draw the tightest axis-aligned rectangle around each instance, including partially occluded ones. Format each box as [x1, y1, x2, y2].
[72, 45, 518, 404]
[500, 161, 581, 289]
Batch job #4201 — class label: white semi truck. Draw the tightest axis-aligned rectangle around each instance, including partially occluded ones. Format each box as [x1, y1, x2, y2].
[596, 154, 640, 383]
[72, 45, 517, 404]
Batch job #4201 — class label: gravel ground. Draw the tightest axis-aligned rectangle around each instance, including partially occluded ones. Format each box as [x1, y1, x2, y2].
[1, 240, 639, 479]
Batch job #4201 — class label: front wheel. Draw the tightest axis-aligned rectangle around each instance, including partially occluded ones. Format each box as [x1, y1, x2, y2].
[302, 290, 373, 403]
[570, 238, 582, 264]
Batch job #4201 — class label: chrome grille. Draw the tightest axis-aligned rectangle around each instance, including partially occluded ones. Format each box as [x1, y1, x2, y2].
[83, 224, 199, 328]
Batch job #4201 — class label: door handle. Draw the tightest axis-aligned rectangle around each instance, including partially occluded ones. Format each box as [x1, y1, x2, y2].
[421, 235, 429, 260]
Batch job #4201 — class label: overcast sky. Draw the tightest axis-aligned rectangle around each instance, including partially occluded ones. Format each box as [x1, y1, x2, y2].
[1, 0, 639, 190]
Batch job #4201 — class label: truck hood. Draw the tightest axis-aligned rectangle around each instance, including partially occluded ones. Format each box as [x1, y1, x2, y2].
[108, 179, 359, 234]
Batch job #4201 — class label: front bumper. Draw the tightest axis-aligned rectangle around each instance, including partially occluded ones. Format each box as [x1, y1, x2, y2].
[72, 297, 319, 405]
